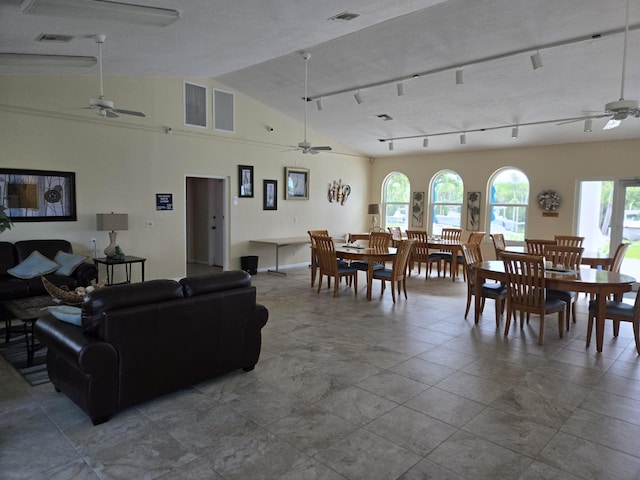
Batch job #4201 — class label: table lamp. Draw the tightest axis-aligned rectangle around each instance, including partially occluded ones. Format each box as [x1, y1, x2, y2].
[97, 212, 128, 258]
[368, 203, 380, 230]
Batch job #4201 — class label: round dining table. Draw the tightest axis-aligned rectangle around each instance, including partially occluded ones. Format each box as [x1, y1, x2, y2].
[473, 261, 636, 352]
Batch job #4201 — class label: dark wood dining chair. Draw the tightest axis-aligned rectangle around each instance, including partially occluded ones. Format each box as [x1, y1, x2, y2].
[455, 231, 485, 281]
[435, 228, 463, 279]
[387, 226, 403, 245]
[587, 289, 640, 354]
[461, 243, 506, 326]
[312, 235, 358, 297]
[406, 230, 441, 278]
[350, 231, 390, 272]
[308, 229, 329, 287]
[501, 252, 566, 345]
[543, 245, 584, 329]
[490, 233, 506, 259]
[525, 238, 557, 256]
[554, 235, 585, 247]
[372, 239, 415, 303]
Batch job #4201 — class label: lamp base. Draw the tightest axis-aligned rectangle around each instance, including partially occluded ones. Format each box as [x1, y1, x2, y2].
[104, 231, 117, 257]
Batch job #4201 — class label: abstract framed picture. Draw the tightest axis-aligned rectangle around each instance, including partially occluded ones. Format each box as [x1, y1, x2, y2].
[263, 180, 277, 210]
[239, 165, 254, 198]
[467, 191, 481, 231]
[0, 168, 76, 222]
[285, 167, 309, 200]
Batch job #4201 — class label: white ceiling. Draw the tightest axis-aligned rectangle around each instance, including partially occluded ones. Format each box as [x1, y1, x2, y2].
[1, 0, 639, 157]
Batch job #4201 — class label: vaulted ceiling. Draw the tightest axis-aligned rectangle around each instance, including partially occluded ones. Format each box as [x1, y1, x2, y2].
[1, 0, 639, 157]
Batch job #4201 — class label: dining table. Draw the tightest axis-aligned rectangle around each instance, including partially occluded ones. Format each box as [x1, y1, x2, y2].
[473, 260, 636, 352]
[335, 244, 397, 300]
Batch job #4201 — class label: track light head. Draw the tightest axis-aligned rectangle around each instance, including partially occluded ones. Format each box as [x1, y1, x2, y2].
[354, 91, 364, 104]
[388, 141, 394, 151]
[456, 68, 464, 85]
[396, 82, 405, 96]
[316, 98, 324, 111]
[584, 118, 593, 133]
[530, 51, 543, 70]
[423, 137, 429, 148]
[511, 126, 519, 139]
[460, 133, 466, 145]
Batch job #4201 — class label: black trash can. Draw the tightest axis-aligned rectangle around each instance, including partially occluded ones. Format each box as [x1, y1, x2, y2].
[241, 255, 259, 275]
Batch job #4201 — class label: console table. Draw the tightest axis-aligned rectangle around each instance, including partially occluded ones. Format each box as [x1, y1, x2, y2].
[93, 256, 146, 285]
[250, 237, 310, 276]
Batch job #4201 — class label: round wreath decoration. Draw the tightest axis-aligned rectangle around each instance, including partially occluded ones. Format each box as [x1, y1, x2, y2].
[537, 190, 561, 212]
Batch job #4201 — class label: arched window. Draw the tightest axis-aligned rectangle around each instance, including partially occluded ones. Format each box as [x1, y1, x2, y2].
[488, 168, 529, 241]
[382, 172, 410, 231]
[430, 170, 463, 235]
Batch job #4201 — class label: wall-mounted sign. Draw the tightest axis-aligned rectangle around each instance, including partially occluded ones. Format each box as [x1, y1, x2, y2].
[156, 193, 173, 211]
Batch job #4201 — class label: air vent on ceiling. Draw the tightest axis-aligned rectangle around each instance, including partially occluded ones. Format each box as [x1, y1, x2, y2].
[36, 33, 74, 43]
[377, 114, 393, 121]
[328, 11, 359, 21]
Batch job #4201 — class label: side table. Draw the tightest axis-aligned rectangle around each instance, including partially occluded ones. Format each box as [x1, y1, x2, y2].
[93, 256, 146, 285]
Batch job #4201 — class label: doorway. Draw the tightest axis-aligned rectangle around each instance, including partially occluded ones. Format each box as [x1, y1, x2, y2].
[186, 176, 228, 273]
[577, 179, 640, 281]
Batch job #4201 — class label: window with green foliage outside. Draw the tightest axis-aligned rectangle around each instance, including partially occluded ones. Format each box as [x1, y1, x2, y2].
[430, 170, 463, 235]
[488, 168, 529, 242]
[383, 172, 410, 231]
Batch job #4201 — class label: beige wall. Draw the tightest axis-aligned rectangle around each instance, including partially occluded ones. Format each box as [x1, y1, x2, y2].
[0, 76, 369, 280]
[1, 76, 639, 278]
[370, 139, 640, 257]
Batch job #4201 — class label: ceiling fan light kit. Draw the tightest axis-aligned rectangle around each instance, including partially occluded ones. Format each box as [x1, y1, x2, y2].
[456, 68, 464, 85]
[354, 91, 364, 104]
[21, 0, 180, 27]
[584, 119, 593, 132]
[530, 51, 543, 70]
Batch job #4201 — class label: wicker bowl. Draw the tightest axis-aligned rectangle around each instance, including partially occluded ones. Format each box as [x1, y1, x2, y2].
[41, 276, 86, 305]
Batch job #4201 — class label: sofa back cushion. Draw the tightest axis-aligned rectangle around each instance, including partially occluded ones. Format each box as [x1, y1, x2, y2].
[180, 270, 251, 297]
[0, 242, 17, 277]
[15, 240, 72, 262]
[82, 279, 184, 336]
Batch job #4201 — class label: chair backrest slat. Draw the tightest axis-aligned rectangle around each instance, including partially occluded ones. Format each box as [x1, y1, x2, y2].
[610, 243, 631, 273]
[369, 232, 392, 248]
[467, 232, 485, 244]
[525, 238, 557, 256]
[543, 245, 583, 270]
[554, 235, 585, 247]
[441, 228, 462, 242]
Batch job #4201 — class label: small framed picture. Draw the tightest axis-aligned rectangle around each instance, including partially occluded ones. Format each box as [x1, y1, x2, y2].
[238, 165, 254, 198]
[263, 180, 277, 210]
[285, 167, 309, 200]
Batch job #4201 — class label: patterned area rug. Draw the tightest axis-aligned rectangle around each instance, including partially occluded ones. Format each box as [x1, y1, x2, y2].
[0, 326, 49, 386]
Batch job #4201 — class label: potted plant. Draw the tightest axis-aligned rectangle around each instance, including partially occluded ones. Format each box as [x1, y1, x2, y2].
[0, 205, 13, 233]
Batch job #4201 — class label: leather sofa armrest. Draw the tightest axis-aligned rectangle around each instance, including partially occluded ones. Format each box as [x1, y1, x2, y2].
[35, 315, 116, 372]
[72, 262, 98, 287]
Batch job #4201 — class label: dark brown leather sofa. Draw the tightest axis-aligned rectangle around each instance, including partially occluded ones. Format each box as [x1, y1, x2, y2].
[34, 270, 269, 425]
[0, 239, 97, 300]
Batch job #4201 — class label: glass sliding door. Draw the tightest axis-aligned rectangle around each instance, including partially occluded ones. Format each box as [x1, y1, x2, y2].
[577, 179, 640, 281]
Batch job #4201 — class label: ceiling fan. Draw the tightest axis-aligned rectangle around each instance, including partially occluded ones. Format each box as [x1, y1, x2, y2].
[296, 52, 331, 154]
[86, 35, 145, 119]
[560, 0, 638, 130]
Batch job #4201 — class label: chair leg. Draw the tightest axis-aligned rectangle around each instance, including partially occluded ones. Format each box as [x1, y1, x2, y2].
[586, 314, 594, 347]
[391, 280, 397, 303]
[613, 320, 621, 337]
[557, 311, 564, 340]
[494, 300, 501, 327]
[538, 313, 545, 346]
[504, 307, 512, 336]
[353, 273, 358, 295]
[402, 278, 408, 299]
[317, 274, 323, 294]
[633, 320, 640, 354]
[333, 275, 339, 297]
[464, 290, 472, 319]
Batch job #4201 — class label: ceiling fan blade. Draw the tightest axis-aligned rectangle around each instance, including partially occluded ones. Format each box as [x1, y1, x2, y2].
[105, 110, 120, 118]
[603, 117, 621, 130]
[112, 108, 146, 117]
[312, 146, 332, 151]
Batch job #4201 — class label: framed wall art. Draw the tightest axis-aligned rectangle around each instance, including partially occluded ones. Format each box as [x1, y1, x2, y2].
[263, 180, 277, 210]
[285, 167, 309, 200]
[412, 191, 424, 227]
[0, 168, 77, 222]
[238, 165, 254, 198]
[467, 191, 481, 231]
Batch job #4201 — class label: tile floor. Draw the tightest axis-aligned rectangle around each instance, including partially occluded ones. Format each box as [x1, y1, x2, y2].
[2, 265, 640, 479]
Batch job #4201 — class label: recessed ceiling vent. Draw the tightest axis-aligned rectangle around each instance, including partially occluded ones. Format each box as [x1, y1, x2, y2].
[328, 11, 359, 21]
[377, 114, 393, 121]
[36, 33, 74, 43]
